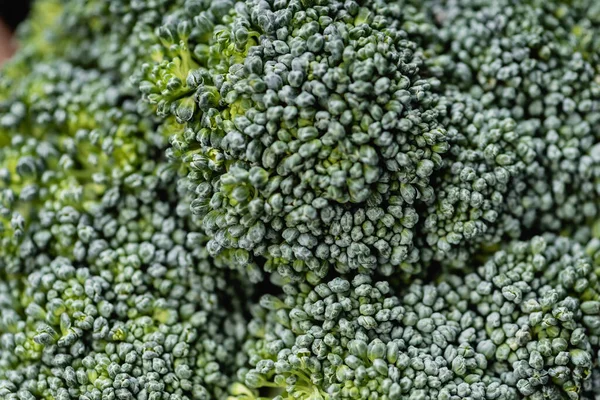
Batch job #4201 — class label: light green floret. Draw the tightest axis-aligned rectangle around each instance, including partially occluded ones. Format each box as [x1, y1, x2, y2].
[0, 168, 252, 400]
[0, 3, 255, 399]
[0, 61, 158, 262]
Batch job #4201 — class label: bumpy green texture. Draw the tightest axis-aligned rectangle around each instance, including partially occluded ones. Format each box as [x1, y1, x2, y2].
[0, 1, 252, 399]
[140, 0, 451, 281]
[411, 0, 600, 267]
[235, 235, 600, 400]
[142, 0, 600, 281]
[0, 176, 251, 400]
[2, 0, 600, 400]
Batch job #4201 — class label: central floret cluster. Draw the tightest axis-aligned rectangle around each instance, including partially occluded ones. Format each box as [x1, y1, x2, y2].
[141, 0, 450, 282]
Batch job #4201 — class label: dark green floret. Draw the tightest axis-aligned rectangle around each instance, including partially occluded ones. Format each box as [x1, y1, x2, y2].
[141, 0, 450, 282]
[233, 235, 600, 399]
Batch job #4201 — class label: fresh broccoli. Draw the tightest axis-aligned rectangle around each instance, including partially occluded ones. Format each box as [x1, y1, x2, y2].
[410, 0, 600, 266]
[1, 0, 600, 400]
[0, 176, 251, 400]
[0, 2, 252, 399]
[140, 0, 450, 282]
[141, 0, 600, 279]
[233, 234, 600, 399]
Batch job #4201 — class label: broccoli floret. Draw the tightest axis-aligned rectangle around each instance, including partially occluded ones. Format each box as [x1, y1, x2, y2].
[410, 0, 600, 266]
[0, 3, 254, 399]
[141, 0, 600, 281]
[0, 61, 163, 264]
[0, 0, 173, 260]
[0, 164, 252, 400]
[141, 0, 450, 282]
[233, 234, 600, 399]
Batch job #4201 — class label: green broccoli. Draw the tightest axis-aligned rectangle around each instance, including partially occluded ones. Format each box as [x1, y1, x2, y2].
[1, 0, 600, 399]
[233, 235, 600, 399]
[0, 2, 252, 399]
[139, 0, 450, 282]
[140, 0, 600, 280]
[409, 0, 600, 267]
[0, 170, 251, 400]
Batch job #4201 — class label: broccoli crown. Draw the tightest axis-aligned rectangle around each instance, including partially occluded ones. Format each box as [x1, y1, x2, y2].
[0, 1, 253, 399]
[2, 0, 600, 400]
[139, 0, 600, 282]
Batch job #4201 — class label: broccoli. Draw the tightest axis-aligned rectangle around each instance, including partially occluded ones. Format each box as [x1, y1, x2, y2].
[1, 0, 600, 399]
[0, 177, 251, 400]
[0, 2, 252, 399]
[409, 0, 600, 267]
[139, 0, 450, 282]
[141, 0, 600, 279]
[233, 235, 600, 399]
